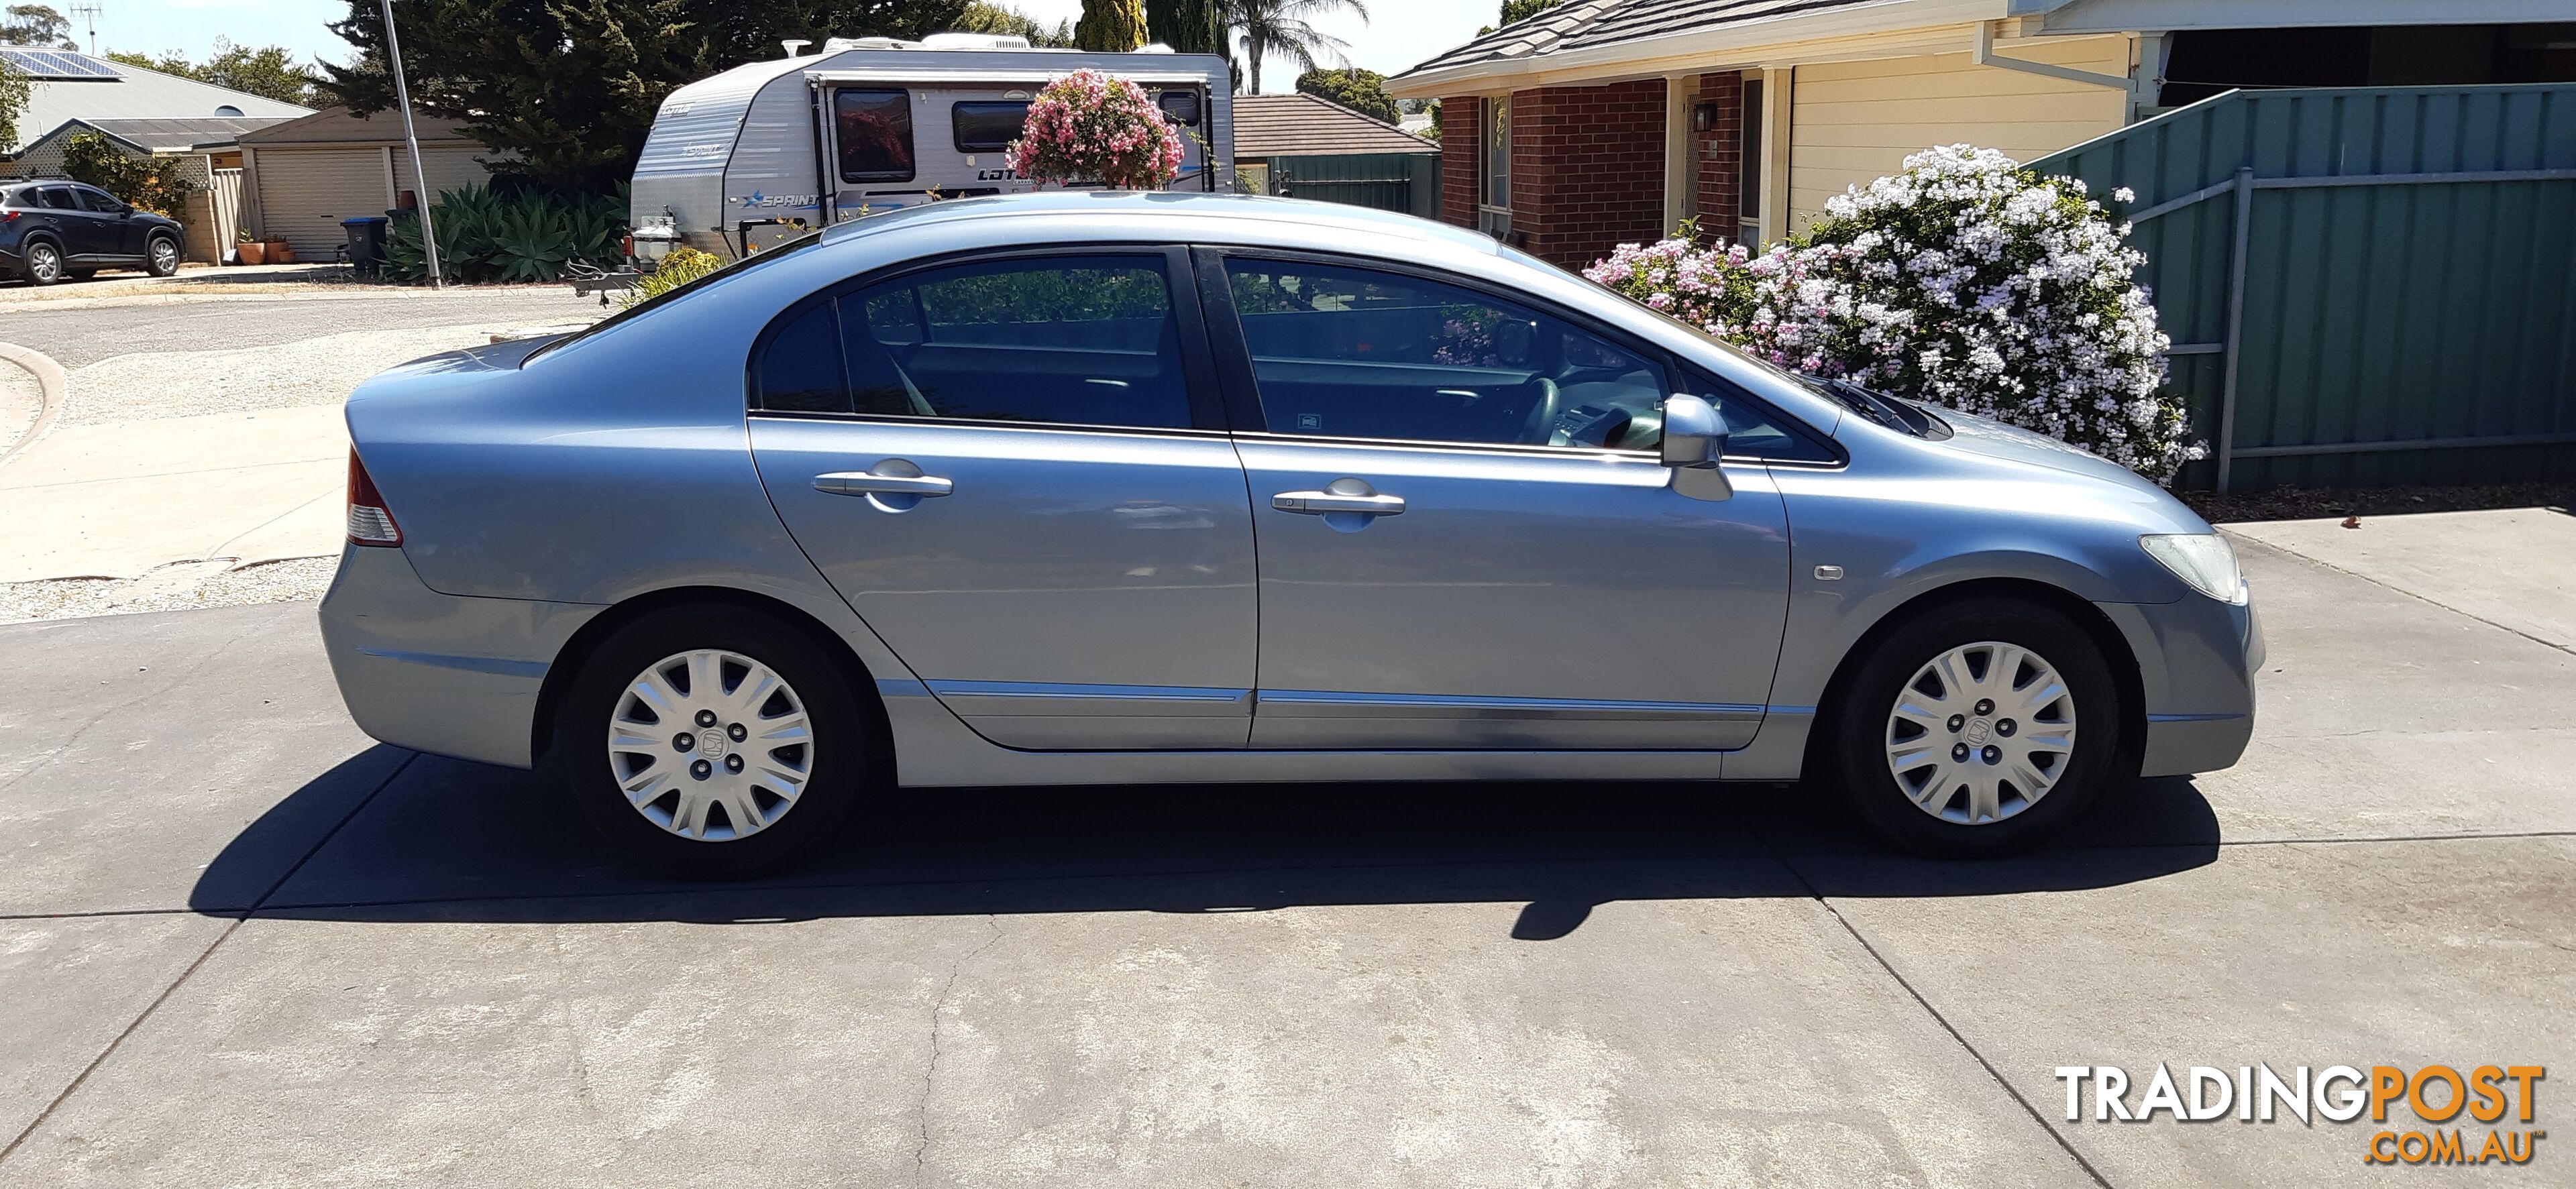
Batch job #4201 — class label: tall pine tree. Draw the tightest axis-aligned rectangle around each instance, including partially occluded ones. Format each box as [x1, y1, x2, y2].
[1073, 0, 1147, 52]
[1143, 0, 1220, 55]
[322, 0, 967, 192]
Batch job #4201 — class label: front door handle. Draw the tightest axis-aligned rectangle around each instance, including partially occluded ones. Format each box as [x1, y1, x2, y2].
[1273, 490, 1405, 516]
[814, 472, 953, 497]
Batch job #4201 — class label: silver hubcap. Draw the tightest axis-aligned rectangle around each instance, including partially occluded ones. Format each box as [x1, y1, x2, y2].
[151, 240, 176, 270]
[606, 650, 814, 842]
[30, 247, 58, 281]
[1884, 641, 2077, 825]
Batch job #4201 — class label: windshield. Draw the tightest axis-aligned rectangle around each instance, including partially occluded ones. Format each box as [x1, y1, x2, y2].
[1799, 376, 1952, 439]
[525, 231, 824, 364]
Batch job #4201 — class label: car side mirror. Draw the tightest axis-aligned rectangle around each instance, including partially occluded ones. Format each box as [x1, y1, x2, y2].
[1660, 393, 1733, 502]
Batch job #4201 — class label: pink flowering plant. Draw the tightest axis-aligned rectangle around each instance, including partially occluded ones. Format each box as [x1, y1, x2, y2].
[1005, 70, 1187, 190]
[1586, 145, 2200, 480]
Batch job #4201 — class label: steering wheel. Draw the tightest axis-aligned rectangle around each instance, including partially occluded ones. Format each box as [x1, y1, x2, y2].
[1524, 377, 1564, 445]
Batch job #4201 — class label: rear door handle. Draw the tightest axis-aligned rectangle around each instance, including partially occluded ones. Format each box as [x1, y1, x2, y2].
[815, 472, 953, 497]
[1273, 490, 1405, 516]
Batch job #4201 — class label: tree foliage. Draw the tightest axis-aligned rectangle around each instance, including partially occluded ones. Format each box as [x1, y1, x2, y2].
[1074, 0, 1148, 52]
[60, 131, 198, 215]
[1, 4, 76, 49]
[1224, 0, 1367, 94]
[1497, 0, 1564, 26]
[321, 0, 968, 193]
[1144, 0, 1221, 55]
[0, 54, 28, 154]
[1294, 66, 1394, 123]
[105, 39, 321, 107]
[952, 1, 1073, 47]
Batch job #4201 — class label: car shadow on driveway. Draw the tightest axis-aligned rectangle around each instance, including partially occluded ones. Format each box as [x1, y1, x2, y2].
[192, 746, 2221, 939]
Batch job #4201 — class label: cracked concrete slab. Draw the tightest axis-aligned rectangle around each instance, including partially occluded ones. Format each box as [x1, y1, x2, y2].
[0, 603, 398, 915]
[0, 913, 231, 1154]
[1810, 836, 2576, 1188]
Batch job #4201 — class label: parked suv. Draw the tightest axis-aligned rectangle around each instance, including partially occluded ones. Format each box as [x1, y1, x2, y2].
[0, 180, 184, 286]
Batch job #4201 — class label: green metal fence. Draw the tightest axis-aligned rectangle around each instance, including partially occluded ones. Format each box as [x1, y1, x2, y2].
[1267, 152, 1442, 220]
[2031, 84, 2576, 491]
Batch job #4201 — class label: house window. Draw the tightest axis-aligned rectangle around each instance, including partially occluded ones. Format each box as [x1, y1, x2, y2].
[1737, 78, 1764, 249]
[1479, 96, 1511, 237]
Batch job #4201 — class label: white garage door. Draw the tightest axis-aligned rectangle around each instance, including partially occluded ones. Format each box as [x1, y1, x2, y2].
[390, 145, 496, 205]
[253, 148, 386, 260]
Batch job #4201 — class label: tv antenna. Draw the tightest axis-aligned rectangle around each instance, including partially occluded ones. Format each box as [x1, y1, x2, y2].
[68, 3, 103, 54]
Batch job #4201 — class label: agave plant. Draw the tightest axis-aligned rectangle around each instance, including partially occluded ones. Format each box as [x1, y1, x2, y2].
[380, 181, 630, 284]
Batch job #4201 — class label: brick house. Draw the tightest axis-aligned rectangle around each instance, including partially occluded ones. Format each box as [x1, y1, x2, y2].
[1392, 0, 2576, 272]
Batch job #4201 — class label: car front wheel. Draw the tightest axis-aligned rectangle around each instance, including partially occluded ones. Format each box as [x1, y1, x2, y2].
[559, 606, 871, 879]
[1827, 598, 2121, 857]
[147, 235, 180, 277]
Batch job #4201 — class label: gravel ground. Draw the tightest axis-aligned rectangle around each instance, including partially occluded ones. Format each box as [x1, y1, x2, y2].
[64, 325, 515, 424]
[0, 556, 337, 624]
[1, 358, 40, 452]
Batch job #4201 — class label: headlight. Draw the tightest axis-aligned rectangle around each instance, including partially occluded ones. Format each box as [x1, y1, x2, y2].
[2140, 534, 2248, 604]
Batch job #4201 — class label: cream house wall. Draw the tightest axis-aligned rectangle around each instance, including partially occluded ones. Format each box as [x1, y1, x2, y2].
[1787, 33, 2132, 230]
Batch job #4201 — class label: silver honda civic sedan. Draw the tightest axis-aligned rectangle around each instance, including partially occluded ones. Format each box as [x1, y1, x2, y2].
[320, 192, 2259, 877]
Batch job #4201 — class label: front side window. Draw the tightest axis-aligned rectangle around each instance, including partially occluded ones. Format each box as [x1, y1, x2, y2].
[36, 186, 80, 211]
[951, 101, 1029, 152]
[76, 187, 123, 213]
[755, 255, 1194, 431]
[834, 89, 916, 182]
[1222, 259, 1668, 450]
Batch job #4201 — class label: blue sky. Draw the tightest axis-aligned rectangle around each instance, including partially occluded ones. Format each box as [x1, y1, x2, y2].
[65, 0, 1494, 92]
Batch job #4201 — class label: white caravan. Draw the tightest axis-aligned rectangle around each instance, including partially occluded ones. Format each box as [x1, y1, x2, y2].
[632, 34, 1235, 258]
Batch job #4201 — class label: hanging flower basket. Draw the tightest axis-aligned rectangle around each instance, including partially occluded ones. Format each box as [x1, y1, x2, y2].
[1005, 70, 1185, 191]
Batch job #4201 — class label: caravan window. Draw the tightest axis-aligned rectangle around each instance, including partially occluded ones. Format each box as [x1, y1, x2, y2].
[951, 101, 1031, 153]
[834, 89, 916, 183]
[1156, 90, 1201, 127]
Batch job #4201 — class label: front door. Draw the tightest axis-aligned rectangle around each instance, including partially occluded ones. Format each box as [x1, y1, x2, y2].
[72, 186, 142, 259]
[1206, 253, 1794, 750]
[751, 249, 1257, 750]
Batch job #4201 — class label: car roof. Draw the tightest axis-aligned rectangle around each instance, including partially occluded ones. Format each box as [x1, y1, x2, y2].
[820, 190, 1503, 257]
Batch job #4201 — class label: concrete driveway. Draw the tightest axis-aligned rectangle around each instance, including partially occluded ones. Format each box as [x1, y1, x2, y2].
[0, 516, 2569, 1186]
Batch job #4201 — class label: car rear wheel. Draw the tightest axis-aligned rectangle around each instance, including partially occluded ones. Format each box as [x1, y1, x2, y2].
[146, 235, 180, 277]
[560, 606, 871, 879]
[1826, 598, 2120, 857]
[21, 241, 62, 286]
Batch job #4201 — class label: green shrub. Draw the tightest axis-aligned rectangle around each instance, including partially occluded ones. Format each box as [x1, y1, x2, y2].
[383, 182, 627, 284]
[617, 245, 724, 308]
[60, 131, 198, 216]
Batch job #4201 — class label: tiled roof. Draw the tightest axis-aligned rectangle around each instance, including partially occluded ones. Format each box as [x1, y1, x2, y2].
[3, 56, 312, 154]
[62, 117, 290, 152]
[1401, 0, 1882, 78]
[1234, 93, 1438, 158]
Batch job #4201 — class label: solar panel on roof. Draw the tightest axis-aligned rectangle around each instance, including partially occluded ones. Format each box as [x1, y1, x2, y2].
[0, 47, 122, 79]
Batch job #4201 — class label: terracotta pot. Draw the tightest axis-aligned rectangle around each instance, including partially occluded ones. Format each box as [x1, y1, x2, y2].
[264, 239, 295, 265]
[236, 241, 265, 266]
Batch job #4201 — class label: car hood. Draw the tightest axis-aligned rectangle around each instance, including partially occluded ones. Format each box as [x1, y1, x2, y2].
[1925, 408, 2173, 498]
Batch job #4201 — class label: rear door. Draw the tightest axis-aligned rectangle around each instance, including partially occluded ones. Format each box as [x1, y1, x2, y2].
[34, 186, 109, 262]
[749, 246, 1260, 749]
[1201, 251, 1797, 750]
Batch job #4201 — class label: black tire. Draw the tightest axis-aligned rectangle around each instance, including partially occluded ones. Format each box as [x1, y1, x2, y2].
[146, 234, 180, 277]
[21, 241, 63, 286]
[559, 604, 873, 879]
[1825, 597, 2122, 858]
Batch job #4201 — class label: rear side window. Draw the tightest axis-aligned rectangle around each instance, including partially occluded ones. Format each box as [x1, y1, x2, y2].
[951, 101, 1029, 152]
[834, 89, 915, 182]
[756, 302, 849, 414]
[753, 254, 1194, 431]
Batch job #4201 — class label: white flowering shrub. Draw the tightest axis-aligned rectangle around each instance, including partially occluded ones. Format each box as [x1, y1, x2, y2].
[1585, 145, 2202, 480]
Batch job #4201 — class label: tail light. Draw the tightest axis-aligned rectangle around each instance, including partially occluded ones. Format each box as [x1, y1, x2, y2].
[346, 449, 402, 547]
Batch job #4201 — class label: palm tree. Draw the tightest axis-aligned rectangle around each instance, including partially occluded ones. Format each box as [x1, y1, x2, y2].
[1223, 0, 1371, 94]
